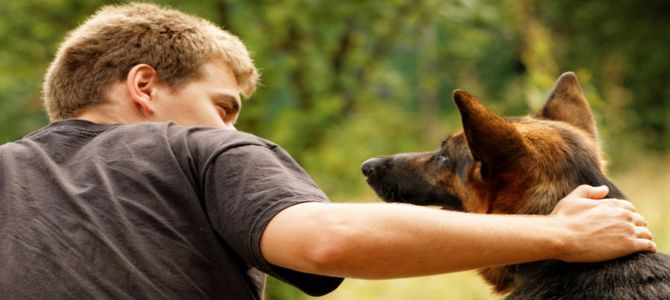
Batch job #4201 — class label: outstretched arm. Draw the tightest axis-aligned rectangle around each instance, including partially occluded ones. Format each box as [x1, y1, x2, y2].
[260, 185, 655, 279]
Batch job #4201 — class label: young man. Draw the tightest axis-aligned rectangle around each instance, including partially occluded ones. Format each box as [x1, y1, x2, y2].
[0, 3, 655, 299]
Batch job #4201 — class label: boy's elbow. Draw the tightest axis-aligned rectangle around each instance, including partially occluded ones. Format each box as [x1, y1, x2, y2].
[309, 220, 356, 271]
[262, 203, 360, 276]
[301, 208, 360, 275]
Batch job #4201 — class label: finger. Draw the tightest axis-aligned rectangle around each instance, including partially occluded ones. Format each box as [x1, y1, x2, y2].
[572, 185, 609, 200]
[631, 212, 648, 227]
[617, 200, 636, 212]
[601, 198, 636, 212]
[633, 239, 657, 253]
[603, 198, 636, 211]
[635, 226, 654, 241]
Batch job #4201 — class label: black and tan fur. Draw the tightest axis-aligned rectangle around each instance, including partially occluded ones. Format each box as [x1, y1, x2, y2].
[362, 72, 670, 299]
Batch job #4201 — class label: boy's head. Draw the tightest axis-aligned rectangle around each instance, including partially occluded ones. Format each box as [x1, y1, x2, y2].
[43, 2, 259, 121]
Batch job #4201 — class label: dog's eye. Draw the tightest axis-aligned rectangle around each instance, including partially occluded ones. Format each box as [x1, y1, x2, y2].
[437, 154, 448, 162]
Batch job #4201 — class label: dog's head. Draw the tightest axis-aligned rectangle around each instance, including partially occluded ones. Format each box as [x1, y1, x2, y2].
[363, 72, 620, 215]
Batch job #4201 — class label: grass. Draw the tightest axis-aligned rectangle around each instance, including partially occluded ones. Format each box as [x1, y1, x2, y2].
[304, 155, 670, 300]
[310, 272, 499, 300]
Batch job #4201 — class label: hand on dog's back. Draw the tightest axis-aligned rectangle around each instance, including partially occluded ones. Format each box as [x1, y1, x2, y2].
[550, 184, 656, 263]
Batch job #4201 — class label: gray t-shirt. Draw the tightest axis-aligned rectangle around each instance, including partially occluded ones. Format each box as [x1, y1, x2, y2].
[0, 119, 342, 299]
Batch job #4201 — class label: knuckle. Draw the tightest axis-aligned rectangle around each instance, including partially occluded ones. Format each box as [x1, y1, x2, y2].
[573, 185, 589, 195]
[624, 211, 635, 222]
[624, 202, 636, 210]
[605, 199, 619, 207]
[641, 227, 653, 239]
[640, 217, 649, 226]
[619, 237, 636, 248]
[613, 199, 628, 207]
[617, 208, 634, 221]
[634, 212, 647, 222]
[619, 223, 636, 235]
[577, 184, 590, 190]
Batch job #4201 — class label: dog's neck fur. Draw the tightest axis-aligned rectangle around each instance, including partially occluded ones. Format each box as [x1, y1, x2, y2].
[481, 165, 626, 294]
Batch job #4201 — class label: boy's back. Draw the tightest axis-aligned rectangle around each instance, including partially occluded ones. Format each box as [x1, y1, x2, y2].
[0, 119, 340, 299]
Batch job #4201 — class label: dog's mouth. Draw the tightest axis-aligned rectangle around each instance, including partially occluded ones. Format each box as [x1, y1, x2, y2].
[439, 201, 464, 211]
[434, 196, 464, 211]
[365, 179, 402, 202]
[366, 179, 464, 211]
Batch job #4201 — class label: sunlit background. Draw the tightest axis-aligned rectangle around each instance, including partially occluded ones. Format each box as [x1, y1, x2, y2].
[1, 0, 668, 299]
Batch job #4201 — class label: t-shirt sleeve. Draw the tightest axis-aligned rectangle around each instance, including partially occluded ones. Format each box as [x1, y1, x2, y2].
[202, 143, 343, 296]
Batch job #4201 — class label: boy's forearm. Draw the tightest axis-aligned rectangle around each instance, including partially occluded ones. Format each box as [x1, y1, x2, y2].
[261, 202, 565, 279]
[327, 203, 565, 279]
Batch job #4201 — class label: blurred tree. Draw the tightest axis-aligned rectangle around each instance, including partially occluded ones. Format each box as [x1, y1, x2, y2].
[0, 0, 108, 141]
[536, 0, 670, 152]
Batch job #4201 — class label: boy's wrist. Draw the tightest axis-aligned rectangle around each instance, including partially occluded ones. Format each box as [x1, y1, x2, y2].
[540, 215, 573, 261]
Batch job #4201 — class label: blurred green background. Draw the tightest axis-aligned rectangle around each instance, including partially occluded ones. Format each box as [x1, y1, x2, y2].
[1, 0, 668, 299]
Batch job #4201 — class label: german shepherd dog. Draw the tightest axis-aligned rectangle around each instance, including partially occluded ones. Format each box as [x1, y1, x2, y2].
[362, 72, 670, 299]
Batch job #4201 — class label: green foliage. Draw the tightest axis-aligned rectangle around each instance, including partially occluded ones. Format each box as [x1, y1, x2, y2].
[1, 0, 668, 299]
[0, 0, 109, 141]
[265, 277, 303, 300]
[536, 0, 670, 152]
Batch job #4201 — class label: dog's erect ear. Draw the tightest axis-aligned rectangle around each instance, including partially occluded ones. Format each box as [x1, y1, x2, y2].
[540, 72, 598, 140]
[453, 90, 526, 178]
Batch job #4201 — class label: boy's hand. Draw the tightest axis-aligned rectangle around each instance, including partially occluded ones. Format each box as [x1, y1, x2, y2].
[551, 185, 656, 262]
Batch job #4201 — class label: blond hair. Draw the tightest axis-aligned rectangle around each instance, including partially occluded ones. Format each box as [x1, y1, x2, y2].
[43, 2, 259, 120]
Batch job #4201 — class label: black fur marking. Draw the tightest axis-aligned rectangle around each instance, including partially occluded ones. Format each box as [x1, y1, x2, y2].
[506, 167, 670, 299]
[362, 152, 465, 211]
[508, 253, 670, 300]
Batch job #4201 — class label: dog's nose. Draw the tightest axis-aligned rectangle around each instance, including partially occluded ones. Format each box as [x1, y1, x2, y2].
[361, 158, 383, 177]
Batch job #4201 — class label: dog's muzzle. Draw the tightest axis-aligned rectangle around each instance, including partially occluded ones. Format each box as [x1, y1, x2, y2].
[361, 157, 385, 178]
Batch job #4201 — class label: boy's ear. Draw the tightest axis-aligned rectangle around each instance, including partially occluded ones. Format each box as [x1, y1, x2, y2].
[126, 64, 160, 115]
[452, 90, 526, 178]
[540, 72, 598, 140]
